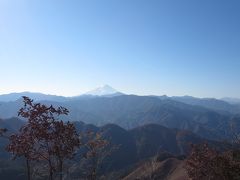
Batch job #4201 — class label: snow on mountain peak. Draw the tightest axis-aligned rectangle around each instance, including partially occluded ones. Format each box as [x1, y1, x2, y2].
[84, 85, 121, 96]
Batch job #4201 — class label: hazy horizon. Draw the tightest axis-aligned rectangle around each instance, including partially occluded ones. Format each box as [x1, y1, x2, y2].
[0, 84, 239, 100]
[1, 0, 240, 98]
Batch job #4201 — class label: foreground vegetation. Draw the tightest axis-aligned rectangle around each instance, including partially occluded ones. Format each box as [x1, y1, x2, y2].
[1, 97, 240, 179]
[1, 97, 107, 180]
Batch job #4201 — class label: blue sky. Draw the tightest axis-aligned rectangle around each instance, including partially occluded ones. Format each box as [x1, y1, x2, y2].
[0, 0, 240, 98]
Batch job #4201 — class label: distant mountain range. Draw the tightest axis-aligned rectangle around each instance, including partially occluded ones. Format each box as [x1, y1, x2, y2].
[0, 85, 123, 102]
[0, 86, 240, 143]
[0, 88, 240, 141]
[1, 85, 239, 104]
[0, 91, 67, 102]
[221, 97, 240, 105]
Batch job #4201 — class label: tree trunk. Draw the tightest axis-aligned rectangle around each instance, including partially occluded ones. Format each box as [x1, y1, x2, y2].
[59, 159, 63, 180]
[48, 159, 53, 180]
[49, 167, 53, 180]
[26, 159, 31, 180]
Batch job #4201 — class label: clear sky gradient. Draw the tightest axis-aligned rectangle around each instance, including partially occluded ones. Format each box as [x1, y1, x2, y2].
[0, 0, 240, 98]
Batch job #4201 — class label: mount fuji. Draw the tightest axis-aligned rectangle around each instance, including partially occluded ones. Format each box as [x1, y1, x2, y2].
[83, 85, 123, 97]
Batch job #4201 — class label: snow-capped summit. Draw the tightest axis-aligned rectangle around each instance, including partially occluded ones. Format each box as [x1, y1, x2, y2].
[84, 85, 122, 96]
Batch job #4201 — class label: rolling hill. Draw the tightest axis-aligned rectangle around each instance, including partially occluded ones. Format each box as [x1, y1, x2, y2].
[0, 94, 240, 141]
